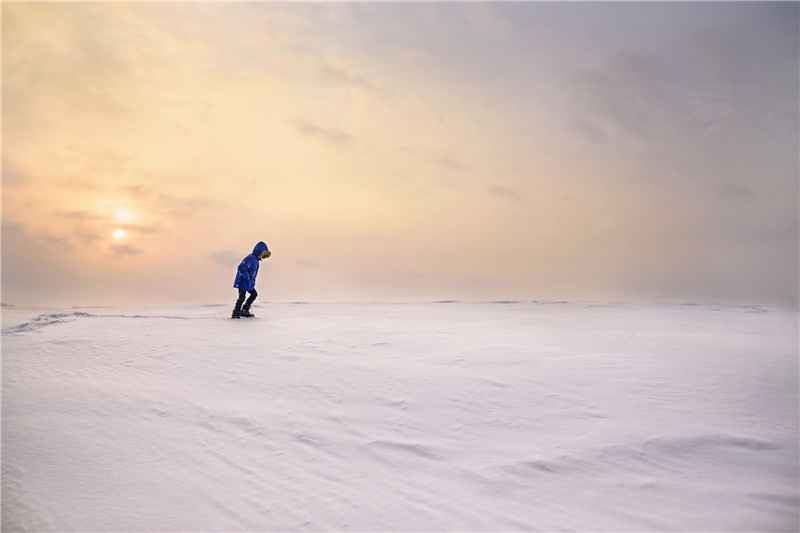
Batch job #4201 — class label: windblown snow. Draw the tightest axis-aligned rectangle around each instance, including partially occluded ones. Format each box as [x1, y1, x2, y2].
[2, 302, 798, 532]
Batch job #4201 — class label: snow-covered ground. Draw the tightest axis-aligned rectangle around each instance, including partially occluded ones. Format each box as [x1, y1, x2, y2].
[2, 301, 798, 532]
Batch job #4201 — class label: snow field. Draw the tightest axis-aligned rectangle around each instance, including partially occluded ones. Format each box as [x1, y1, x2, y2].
[2, 302, 798, 531]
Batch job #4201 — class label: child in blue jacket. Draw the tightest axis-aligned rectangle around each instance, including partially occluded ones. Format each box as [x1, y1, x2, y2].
[232, 241, 270, 318]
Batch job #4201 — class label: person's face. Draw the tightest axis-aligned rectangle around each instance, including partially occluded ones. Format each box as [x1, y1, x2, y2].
[259, 250, 271, 259]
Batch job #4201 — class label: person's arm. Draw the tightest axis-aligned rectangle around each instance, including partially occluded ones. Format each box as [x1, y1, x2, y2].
[239, 255, 257, 285]
[237, 259, 250, 278]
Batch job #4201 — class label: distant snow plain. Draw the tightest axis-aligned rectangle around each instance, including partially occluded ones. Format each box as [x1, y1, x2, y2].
[2, 301, 798, 532]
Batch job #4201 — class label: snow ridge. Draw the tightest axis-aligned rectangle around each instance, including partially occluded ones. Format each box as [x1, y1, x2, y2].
[2, 311, 190, 336]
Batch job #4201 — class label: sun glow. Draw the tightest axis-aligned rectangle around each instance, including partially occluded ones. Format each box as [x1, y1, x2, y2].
[112, 207, 140, 224]
[113, 229, 127, 239]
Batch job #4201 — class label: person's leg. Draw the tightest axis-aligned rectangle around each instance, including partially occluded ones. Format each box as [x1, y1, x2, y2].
[245, 289, 258, 308]
[241, 289, 258, 316]
[232, 289, 247, 317]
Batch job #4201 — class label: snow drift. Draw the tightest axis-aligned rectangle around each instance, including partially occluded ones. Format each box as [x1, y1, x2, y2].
[2, 301, 798, 531]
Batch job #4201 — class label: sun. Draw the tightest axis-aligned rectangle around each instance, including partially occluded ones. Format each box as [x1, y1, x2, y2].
[113, 229, 127, 239]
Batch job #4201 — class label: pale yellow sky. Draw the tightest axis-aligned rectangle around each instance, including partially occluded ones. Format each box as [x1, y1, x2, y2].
[3, 2, 798, 307]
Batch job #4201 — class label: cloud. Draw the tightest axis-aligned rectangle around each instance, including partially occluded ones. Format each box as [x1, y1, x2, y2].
[487, 184, 522, 202]
[52, 211, 159, 245]
[69, 229, 103, 247]
[110, 244, 143, 257]
[461, 2, 510, 41]
[156, 194, 217, 216]
[53, 211, 111, 245]
[2, 168, 30, 187]
[435, 157, 464, 172]
[57, 179, 106, 191]
[717, 184, 756, 202]
[290, 119, 354, 146]
[119, 222, 161, 235]
[296, 259, 320, 269]
[42, 234, 75, 250]
[3, 220, 78, 250]
[2, 222, 74, 303]
[57, 210, 108, 222]
[566, 53, 672, 142]
[210, 250, 242, 266]
[122, 183, 221, 218]
[319, 64, 389, 96]
[565, 16, 797, 150]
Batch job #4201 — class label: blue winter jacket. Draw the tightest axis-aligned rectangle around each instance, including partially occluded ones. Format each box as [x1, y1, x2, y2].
[234, 241, 269, 291]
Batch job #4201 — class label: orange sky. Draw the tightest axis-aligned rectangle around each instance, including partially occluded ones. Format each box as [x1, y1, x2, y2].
[3, 2, 798, 307]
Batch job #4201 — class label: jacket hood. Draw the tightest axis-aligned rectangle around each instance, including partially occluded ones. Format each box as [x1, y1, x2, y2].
[253, 241, 269, 256]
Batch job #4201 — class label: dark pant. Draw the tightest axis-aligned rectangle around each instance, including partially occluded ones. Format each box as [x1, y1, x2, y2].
[234, 288, 257, 313]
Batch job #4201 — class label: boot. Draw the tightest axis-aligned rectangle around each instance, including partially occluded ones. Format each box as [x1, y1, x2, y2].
[231, 309, 241, 319]
[240, 306, 254, 318]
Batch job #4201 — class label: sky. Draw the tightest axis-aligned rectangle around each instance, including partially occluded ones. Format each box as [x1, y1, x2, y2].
[2, 1, 798, 308]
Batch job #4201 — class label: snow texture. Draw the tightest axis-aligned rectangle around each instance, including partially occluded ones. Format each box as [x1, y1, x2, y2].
[2, 301, 798, 532]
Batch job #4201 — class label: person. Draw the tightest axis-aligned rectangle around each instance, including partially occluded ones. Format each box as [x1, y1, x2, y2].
[232, 241, 271, 319]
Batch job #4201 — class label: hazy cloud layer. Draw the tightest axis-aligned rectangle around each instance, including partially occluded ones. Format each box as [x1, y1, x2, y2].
[2, 2, 797, 307]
